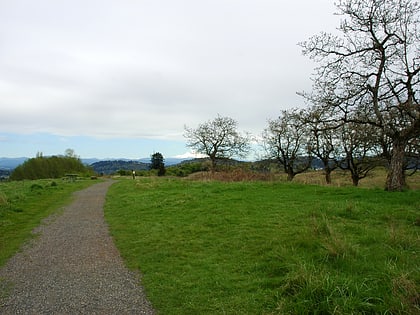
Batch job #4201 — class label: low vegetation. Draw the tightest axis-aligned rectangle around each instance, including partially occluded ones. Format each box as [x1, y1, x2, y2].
[0, 179, 97, 266]
[105, 177, 420, 314]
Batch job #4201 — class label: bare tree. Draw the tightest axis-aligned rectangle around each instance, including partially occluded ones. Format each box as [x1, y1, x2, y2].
[184, 115, 250, 171]
[304, 106, 341, 184]
[300, 0, 420, 191]
[64, 148, 79, 159]
[263, 109, 312, 181]
[337, 121, 382, 186]
[405, 137, 420, 175]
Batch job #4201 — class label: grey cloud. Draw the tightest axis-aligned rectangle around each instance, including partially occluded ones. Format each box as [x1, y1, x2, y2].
[0, 0, 339, 140]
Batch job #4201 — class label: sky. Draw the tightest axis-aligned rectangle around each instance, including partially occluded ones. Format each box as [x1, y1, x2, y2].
[0, 0, 340, 160]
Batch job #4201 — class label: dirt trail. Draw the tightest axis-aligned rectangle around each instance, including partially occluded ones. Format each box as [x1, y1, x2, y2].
[0, 180, 155, 314]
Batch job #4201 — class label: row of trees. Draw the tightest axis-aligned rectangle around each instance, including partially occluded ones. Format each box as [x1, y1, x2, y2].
[184, 0, 419, 191]
[184, 110, 417, 187]
[263, 107, 418, 186]
[299, 0, 419, 191]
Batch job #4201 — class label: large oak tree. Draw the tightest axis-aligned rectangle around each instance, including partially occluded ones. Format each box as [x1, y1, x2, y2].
[300, 0, 419, 191]
[263, 108, 312, 181]
[184, 115, 250, 171]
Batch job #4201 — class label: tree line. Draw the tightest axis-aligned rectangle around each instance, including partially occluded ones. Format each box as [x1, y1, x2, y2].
[10, 152, 92, 180]
[184, 0, 419, 191]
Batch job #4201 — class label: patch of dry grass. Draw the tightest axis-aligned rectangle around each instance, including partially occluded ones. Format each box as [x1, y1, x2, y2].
[187, 168, 274, 182]
[188, 167, 420, 189]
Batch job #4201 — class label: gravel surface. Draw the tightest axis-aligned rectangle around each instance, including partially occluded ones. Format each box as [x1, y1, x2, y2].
[0, 180, 155, 314]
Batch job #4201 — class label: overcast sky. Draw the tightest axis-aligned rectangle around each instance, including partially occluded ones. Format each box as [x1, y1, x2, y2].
[0, 0, 340, 159]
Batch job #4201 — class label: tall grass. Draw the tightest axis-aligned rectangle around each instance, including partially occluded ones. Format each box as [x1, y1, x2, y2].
[105, 178, 419, 314]
[292, 168, 420, 190]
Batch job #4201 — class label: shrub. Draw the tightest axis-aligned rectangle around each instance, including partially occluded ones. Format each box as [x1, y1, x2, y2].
[30, 183, 43, 191]
[166, 162, 208, 177]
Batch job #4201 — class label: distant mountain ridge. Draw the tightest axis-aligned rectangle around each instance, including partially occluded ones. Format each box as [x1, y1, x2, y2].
[89, 158, 189, 174]
[90, 160, 150, 175]
[0, 157, 28, 170]
[0, 157, 188, 172]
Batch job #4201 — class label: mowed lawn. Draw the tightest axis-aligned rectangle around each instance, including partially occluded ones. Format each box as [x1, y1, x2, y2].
[105, 178, 419, 315]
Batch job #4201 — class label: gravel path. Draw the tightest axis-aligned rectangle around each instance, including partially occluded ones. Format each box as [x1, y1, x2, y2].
[0, 180, 155, 314]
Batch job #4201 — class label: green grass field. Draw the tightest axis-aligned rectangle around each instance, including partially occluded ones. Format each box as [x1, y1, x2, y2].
[1, 174, 418, 314]
[105, 178, 419, 314]
[0, 179, 97, 266]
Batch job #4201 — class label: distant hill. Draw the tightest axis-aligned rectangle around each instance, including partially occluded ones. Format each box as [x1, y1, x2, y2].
[138, 158, 186, 166]
[0, 157, 28, 170]
[89, 157, 190, 175]
[90, 160, 150, 175]
[0, 157, 187, 171]
[1, 156, 322, 172]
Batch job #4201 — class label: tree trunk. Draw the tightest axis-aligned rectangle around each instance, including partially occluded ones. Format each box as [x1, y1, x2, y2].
[351, 174, 359, 187]
[385, 138, 407, 191]
[286, 168, 295, 181]
[210, 156, 216, 174]
[325, 167, 332, 185]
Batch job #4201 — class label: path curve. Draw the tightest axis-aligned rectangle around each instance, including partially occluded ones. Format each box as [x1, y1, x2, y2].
[0, 180, 155, 314]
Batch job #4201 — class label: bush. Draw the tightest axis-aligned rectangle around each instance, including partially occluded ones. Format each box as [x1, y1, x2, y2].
[117, 169, 130, 176]
[166, 162, 207, 177]
[30, 183, 43, 191]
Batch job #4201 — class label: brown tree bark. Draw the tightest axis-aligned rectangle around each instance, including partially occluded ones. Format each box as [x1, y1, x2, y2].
[385, 138, 407, 191]
[325, 167, 332, 185]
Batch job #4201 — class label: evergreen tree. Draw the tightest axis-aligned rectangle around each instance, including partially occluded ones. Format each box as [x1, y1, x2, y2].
[150, 152, 166, 176]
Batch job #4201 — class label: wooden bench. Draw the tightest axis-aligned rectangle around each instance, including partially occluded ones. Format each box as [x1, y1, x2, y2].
[64, 174, 78, 182]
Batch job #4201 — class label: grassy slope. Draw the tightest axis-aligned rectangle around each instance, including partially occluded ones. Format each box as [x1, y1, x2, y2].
[105, 178, 419, 314]
[0, 179, 97, 266]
